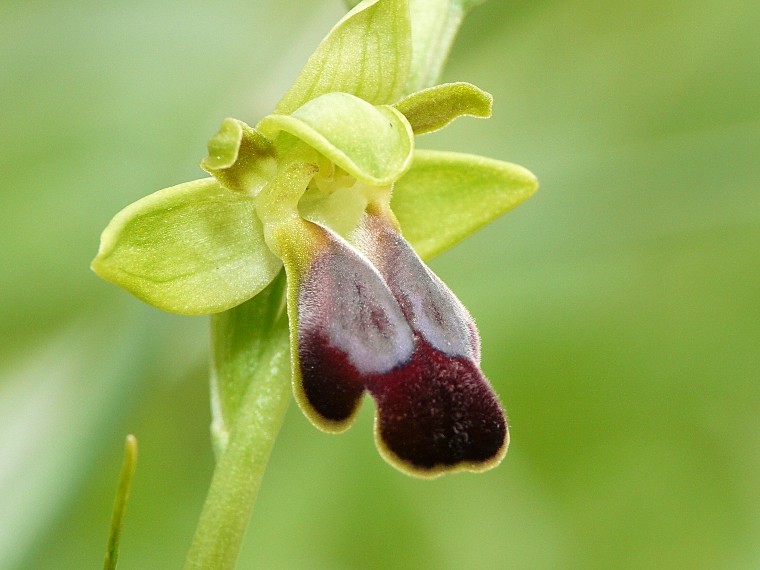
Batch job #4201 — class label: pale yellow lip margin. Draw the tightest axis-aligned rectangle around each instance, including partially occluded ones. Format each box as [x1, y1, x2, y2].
[373, 410, 510, 480]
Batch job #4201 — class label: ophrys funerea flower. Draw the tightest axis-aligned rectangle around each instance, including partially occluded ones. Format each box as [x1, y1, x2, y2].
[92, 0, 537, 477]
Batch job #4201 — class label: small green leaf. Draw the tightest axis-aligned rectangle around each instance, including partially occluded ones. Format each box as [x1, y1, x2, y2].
[103, 435, 137, 570]
[406, 0, 484, 93]
[392, 149, 538, 259]
[275, 0, 411, 114]
[395, 82, 492, 134]
[260, 93, 414, 186]
[92, 178, 281, 315]
[201, 118, 277, 195]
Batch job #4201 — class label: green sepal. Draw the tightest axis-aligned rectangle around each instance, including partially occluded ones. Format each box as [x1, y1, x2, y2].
[201, 118, 277, 195]
[92, 178, 282, 315]
[259, 93, 414, 186]
[391, 149, 538, 260]
[395, 82, 492, 135]
[275, 0, 411, 114]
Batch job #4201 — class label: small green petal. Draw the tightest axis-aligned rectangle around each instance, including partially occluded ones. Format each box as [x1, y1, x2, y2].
[92, 178, 282, 315]
[200, 118, 277, 195]
[394, 82, 492, 135]
[259, 93, 414, 186]
[275, 0, 411, 114]
[391, 150, 538, 260]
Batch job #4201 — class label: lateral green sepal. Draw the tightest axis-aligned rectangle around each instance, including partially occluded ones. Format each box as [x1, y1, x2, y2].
[391, 149, 538, 260]
[92, 178, 282, 315]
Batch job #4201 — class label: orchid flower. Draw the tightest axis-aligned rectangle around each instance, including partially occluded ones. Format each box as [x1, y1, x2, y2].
[92, 0, 537, 478]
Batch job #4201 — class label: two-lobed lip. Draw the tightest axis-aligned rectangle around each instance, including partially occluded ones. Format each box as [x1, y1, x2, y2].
[294, 213, 508, 478]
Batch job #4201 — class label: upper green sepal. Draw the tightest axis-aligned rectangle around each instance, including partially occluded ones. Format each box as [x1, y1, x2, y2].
[275, 0, 411, 114]
[200, 118, 277, 195]
[395, 82, 492, 135]
[259, 92, 414, 186]
[92, 178, 282, 315]
[391, 149, 538, 260]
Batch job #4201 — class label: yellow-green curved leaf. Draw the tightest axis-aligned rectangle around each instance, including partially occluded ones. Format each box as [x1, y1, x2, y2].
[259, 93, 414, 186]
[275, 0, 411, 114]
[394, 82, 492, 135]
[391, 149, 538, 259]
[92, 178, 282, 315]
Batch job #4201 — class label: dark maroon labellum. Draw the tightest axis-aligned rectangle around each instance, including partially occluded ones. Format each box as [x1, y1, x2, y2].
[295, 220, 507, 475]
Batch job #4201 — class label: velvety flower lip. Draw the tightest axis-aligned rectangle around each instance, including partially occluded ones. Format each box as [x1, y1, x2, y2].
[366, 337, 507, 475]
[293, 216, 508, 477]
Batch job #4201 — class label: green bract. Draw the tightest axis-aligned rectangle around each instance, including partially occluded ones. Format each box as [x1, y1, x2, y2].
[405, 0, 488, 92]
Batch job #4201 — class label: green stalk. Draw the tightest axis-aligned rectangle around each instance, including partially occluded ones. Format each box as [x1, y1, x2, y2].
[184, 275, 292, 570]
[104, 435, 138, 570]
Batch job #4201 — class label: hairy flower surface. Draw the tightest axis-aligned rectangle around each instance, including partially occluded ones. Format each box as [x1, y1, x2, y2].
[92, 0, 537, 477]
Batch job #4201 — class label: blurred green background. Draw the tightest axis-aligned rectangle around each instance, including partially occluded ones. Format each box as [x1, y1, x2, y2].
[2, 1, 758, 568]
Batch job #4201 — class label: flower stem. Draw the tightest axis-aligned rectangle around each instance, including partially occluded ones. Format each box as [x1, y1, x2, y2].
[184, 278, 291, 570]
